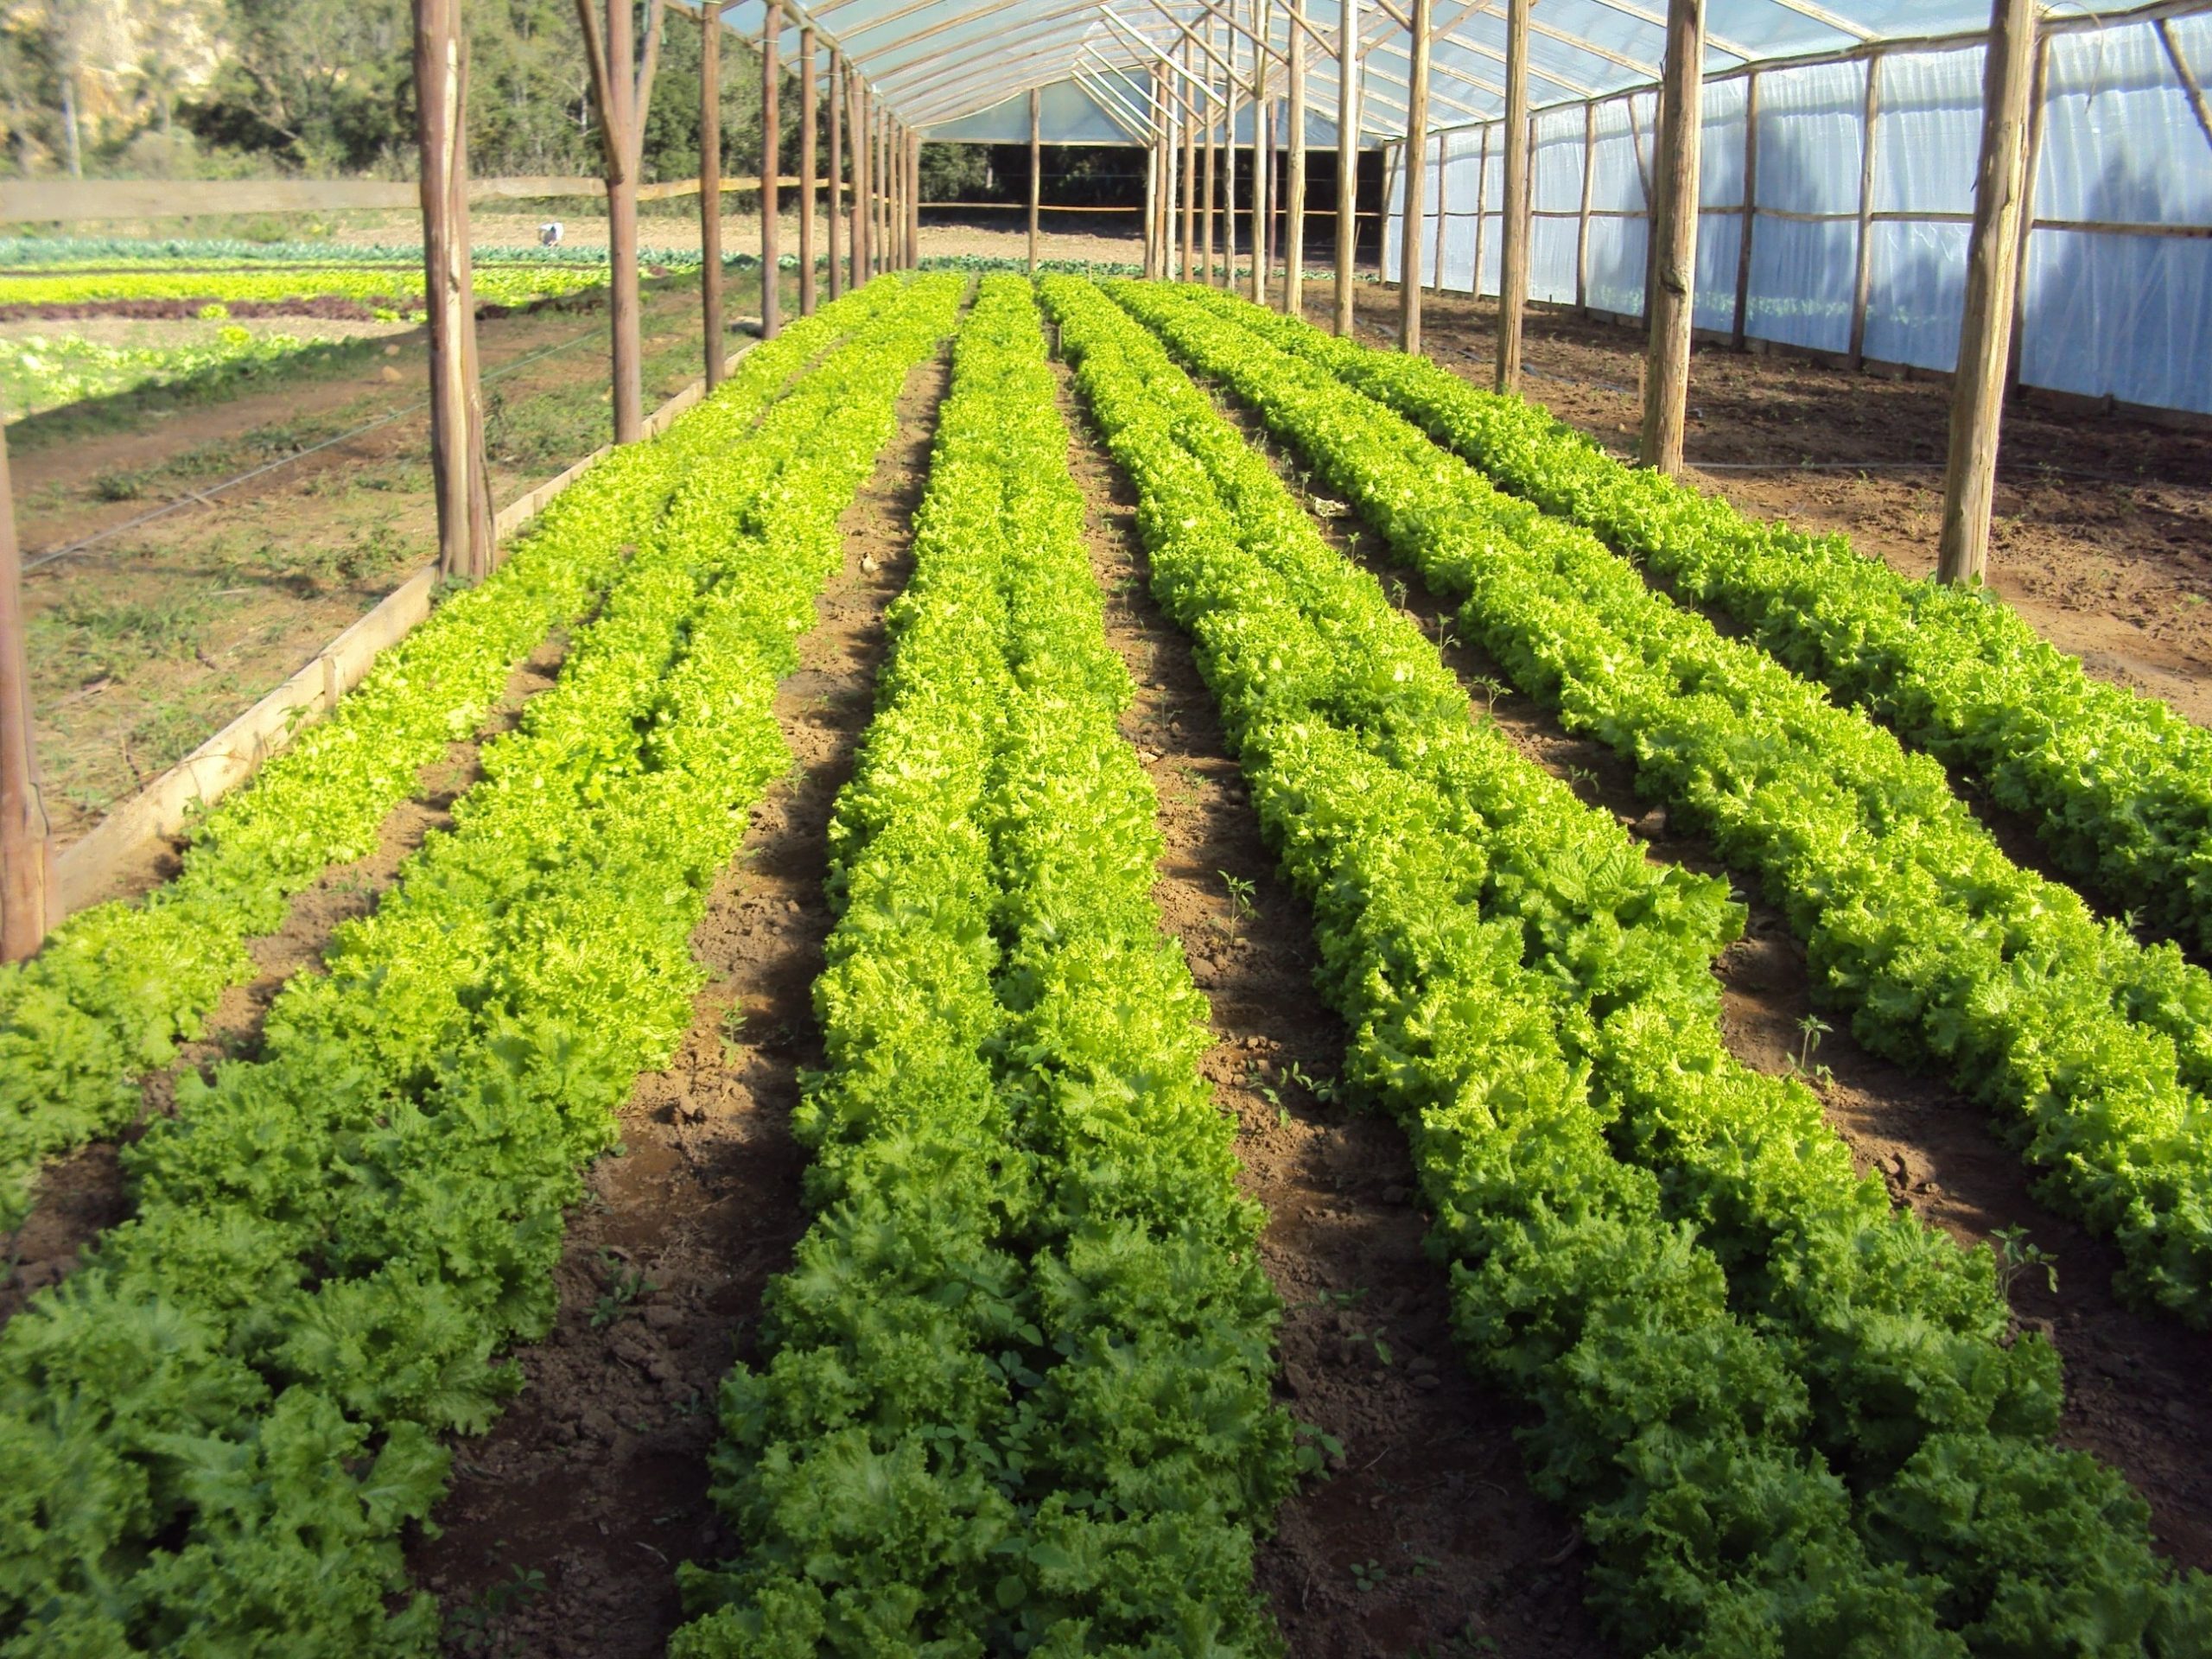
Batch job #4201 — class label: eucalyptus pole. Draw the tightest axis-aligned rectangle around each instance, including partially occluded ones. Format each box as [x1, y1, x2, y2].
[828, 48, 844, 296]
[1285, 0, 1306, 315]
[851, 77, 870, 281]
[415, 0, 493, 576]
[1182, 42, 1198, 280]
[798, 24, 817, 315]
[575, 0, 667, 443]
[874, 103, 889, 274]
[760, 0, 782, 338]
[1938, 0, 2040, 584]
[0, 431, 48, 961]
[1638, 0, 1706, 474]
[1496, 0, 1531, 390]
[1202, 20, 1219, 283]
[1028, 87, 1042, 274]
[698, 0, 726, 381]
[1333, 0, 1358, 333]
[1397, 0, 1429, 352]
[1224, 24, 1241, 285]
[906, 125, 919, 267]
[1249, 0, 1268, 304]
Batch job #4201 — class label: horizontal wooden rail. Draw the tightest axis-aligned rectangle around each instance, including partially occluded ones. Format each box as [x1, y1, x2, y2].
[0, 175, 855, 225]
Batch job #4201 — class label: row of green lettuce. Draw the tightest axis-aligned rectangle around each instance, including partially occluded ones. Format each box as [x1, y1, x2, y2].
[0, 265, 606, 311]
[0, 238, 728, 269]
[671, 273, 1297, 1656]
[1119, 278, 2212, 1332]
[1208, 290, 2212, 965]
[0, 271, 961, 1656]
[0, 281, 898, 1237]
[1043, 274, 2210, 1656]
[2, 324, 317, 421]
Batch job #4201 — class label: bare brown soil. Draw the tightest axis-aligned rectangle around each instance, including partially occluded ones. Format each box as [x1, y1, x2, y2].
[346, 210, 1150, 271]
[1057, 365, 1609, 1656]
[404, 344, 949, 1659]
[17, 268, 789, 855]
[0, 633, 571, 1325]
[1329, 285, 2212, 727]
[1211, 389, 2212, 1577]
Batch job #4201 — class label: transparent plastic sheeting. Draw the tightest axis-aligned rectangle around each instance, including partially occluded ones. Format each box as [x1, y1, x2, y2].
[1383, 13, 2212, 416]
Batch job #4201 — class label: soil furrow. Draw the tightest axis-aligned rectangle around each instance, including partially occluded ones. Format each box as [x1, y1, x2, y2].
[1211, 387, 2212, 1574]
[404, 340, 951, 1659]
[1054, 356, 1611, 1658]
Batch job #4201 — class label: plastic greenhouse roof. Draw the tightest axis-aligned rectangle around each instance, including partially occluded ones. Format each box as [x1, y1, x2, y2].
[715, 0, 2180, 144]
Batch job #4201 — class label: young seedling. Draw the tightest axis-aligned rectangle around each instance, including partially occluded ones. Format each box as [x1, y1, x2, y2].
[447, 1562, 547, 1657]
[1242, 1058, 1291, 1128]
[1991, 1224, 2059, 1300]
[590, 1249, 656, 1330]
[1794, 1013, 1833, 1074]
[1349, 1559, 1390, 1594]
[1217, 870, 1256, 950]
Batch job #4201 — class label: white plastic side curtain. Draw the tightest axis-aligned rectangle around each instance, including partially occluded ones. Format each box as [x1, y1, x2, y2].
[1380, 13, 2212, 416]
[1864, 48, 1976, 370]
[1696, 78, 1747, 333]
[1746, 58, 1863, 353]
[2023, 15, 2212, 414]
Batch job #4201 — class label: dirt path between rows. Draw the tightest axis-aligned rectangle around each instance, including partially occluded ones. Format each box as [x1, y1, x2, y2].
[1055, 360, 1611, 1657]
[1210, 391, 2212, 1575]
[1330, 285, 2212, 728]
[404, 344, 950, 1659]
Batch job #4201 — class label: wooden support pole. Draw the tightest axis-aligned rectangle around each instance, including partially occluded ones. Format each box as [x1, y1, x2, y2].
[1251, 0, 1269, 303]
[1183, 41, 1198, 280]
[1430, 126, 1447, 292]
[874, 103, 888, 275]
[1145, 115, 1162, 278]
[1639, 0, 1706, 475]
[0, 429, 51, 960]
[1398, 0, 1430, 351]
[1731, 70, 1758, 348]
[828, 48, 844, 297]
[1938, 0, 2039, 586]
[906, 126, 919, 268]
[1576, 99, 1595, 310]
[1333, 0, 1358, 331]
[1205, 29, 1220, 283]
[1225, 24, 1241, 284]
[1028, 87, 1042, 274]
[699, 0, 726, 381]
[1848, 52, 1880, 366]
[798, 26, 817, 315]
[1286, 0, 1307, 313]
[1472, 119, 1491, 297]
[1158, 73, 1176, 280]
[851, 78, 870, 282]
[578, 0, 664, 446]
[2005, 28, 2051, 396]
[1261, 100, 1275, 293]
[1495, 0, 1530, 388]
[416, 0, 493, 579]
[760, 0, 782, 338]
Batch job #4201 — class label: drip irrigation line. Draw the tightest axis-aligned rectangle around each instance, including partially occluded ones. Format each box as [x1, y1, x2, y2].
[24, 324, 608, 575]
